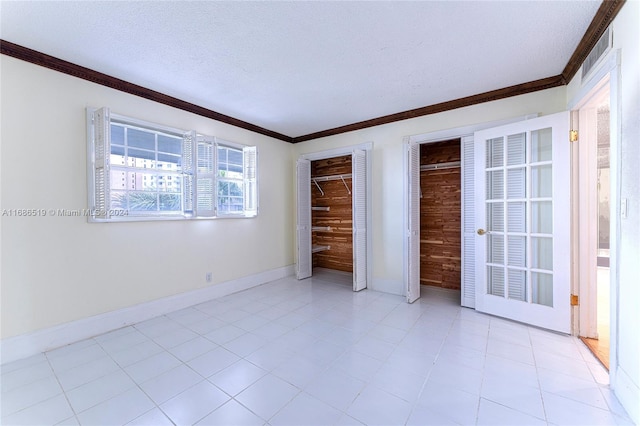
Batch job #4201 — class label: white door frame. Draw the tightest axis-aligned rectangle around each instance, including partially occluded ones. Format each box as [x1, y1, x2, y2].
[403, 115, 536, 304]
[573, 83, 610, 339]
[297, 142, 373, 290]
[568, 49, 621, 381]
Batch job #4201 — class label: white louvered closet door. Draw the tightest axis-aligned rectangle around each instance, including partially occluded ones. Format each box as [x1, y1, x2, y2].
[474, 112, 570, 333]
[297, 159, 312, 280]
[461, 134, 476, 308]
[407, 142, 421, 303]
[352, 149, 367, 291]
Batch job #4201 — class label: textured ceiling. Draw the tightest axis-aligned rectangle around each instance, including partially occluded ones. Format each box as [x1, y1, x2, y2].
[1, 1, 601, 138]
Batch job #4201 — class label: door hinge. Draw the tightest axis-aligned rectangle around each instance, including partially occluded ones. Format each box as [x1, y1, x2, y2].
[570, 130, 578, 142]
[571, 294, 579, 306]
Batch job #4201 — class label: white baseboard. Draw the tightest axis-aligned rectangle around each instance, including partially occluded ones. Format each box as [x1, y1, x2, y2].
[0, 265, 295, 365]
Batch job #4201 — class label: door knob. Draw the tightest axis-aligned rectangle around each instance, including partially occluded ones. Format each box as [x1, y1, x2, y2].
[477, 228, 487, 236]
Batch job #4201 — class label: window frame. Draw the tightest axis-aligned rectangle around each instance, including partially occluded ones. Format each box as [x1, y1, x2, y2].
[215, 139, 250, 217]
[86, 107, 258, 222]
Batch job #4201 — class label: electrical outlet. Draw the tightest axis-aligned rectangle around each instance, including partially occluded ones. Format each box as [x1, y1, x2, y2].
[205, 272, 212, 283]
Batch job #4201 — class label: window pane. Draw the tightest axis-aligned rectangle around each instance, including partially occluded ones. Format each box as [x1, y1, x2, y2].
[507, 202, 526, 233]
[508, 269, 527, 301]
[532, 272, 553, 307]
[487, 234, 504, 265]
[508, 236, 526, 267]
[218, 146, 243, 179]
[507, 133, 526, 166]
[157, 153, 181, 170]
[487, 170, 504, 200]
[229, 149, 243, 165]
[110, 170, 131, 190]
[127, 128, 155, 150]
[507, 168, 525, 199]
[532, 237, 553, 271]
[158, 174, 182, 193]
[158, 135, 182, 155]
[487, 202, 504, 232]
[128, 192, 158, 211]
[111, 145, 125, 157]
[128, 148, 156, 168]
[159, 193, 182, 211]
[132, 172, 157, 191]
[486, 137, 504, 168]
[531, 128, 552, 162]
[531, 165, 552, 198]
[111, 124, 125, 145]
[488, 266, 505, 297]
[532, 201, 552, 234]
[110, 191, 127, 210]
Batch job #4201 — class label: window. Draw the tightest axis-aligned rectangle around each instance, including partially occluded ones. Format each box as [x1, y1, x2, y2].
[88, 107, 257, 221]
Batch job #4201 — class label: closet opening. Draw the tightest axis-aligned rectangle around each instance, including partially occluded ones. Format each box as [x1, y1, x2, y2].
[296, 144, 370, 291]
[311, 155, 354, 284]
[420, 139, 462, 293]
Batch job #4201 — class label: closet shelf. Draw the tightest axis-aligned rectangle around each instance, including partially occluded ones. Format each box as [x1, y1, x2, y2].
[312, 226, 332, 232]
[312, 206, 330, 211]
[312, 244, 331, 253]
[420, 161, 461, 171]
[312, 173, 352, 196]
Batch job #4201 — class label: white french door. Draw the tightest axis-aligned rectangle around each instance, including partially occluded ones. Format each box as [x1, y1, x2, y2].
[474, 111, 571, 333]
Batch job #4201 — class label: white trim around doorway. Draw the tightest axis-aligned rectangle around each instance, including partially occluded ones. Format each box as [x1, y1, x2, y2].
[403, 115, 537, 305]
[297, 142, 373, 292]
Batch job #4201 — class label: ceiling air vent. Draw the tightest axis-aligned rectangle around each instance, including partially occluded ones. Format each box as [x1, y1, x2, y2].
[582, 27, 612, 81]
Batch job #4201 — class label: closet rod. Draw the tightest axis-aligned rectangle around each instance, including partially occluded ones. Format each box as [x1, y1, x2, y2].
[420, 161, 461, 171]
[311, 173, 352, 182]
[312, 173, 352, 194]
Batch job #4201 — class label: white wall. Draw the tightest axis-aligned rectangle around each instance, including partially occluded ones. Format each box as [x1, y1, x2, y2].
[291, 87, 567, 295]
[566, 1, 640, 423]
[0, 56, 294, 340]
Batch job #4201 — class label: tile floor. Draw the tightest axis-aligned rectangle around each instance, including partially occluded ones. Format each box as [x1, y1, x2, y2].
[0, 271, 633, 425]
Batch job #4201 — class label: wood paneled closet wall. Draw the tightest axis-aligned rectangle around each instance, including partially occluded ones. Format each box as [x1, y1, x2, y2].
[420, 140, 461, 289]
[311, 155, 353, 273]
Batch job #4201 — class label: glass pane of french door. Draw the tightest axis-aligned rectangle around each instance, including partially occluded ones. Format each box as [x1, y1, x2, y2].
[474, 111, 570, 333]
[485, 128, 554, 305]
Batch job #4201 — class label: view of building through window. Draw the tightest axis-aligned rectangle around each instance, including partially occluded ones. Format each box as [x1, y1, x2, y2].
[109, 123, 184, 213]
[217, 146, 244, 213]
[89, 107, 257, 220]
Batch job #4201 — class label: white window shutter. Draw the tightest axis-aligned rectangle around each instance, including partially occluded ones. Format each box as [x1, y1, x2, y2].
[93, 107, 111, 219]
[297, 159, 312, 279]
[352, 149, 367, 292]
[243, 145, 258, 217]
[461, 134, 476, 308]
[407, 142, 420, 303]
[195, 134, 215, 217]
[182, 130, 195, 216]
